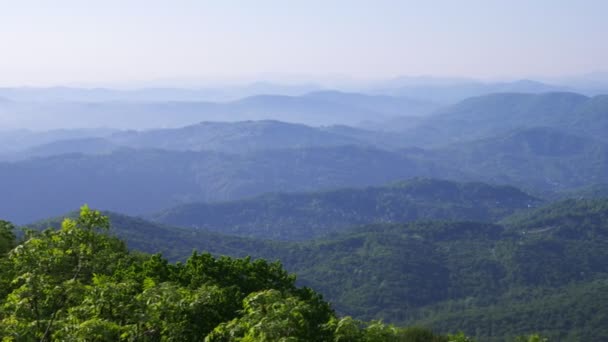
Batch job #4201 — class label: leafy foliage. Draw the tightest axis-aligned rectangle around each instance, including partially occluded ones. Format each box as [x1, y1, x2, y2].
[1, 207, 461, 341]
[23, 199, 608, 340]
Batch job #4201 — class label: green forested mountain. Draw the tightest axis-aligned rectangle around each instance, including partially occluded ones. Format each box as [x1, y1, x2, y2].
[23, 199, 608, 340]
[6, 207, 469, 341]
[0, 206, 484, 342]
[27, 211, 279, 263]
[286, 199, 608, 340]
[153, 179, 538, 240]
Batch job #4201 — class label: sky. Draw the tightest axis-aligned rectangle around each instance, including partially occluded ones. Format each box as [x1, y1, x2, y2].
[1, 0, 607, 86]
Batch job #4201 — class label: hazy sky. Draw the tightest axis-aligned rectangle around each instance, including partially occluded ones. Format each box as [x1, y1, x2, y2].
[1, 0, 607, 86]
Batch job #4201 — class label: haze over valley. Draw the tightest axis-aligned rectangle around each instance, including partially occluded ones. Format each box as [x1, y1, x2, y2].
[1, 1, 608, 340]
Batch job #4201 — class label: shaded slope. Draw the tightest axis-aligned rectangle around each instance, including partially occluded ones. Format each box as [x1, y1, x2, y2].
[429, 127, 608, 192]
[403, 92, 608, 146]
[0, 146, 460, 224]
[153, 179, 538, 240]
[23, 199, 608, 340]
[108, 120, 369, 153]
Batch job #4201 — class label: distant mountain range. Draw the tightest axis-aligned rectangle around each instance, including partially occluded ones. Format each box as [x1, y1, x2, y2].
[424, 126, 608, 192]
[2, 91, 607, 223]
[0, 146, 463, 224]
[6, 77, 608, 341]
[0, 91, 438, 130]
[370, 78, 573, 103]
[5, 120, 411, 159]
[0, 82, 322, 102]
[2, 77, 604, 130]
[399, 92, 608, 146]
[4, 91, 607, 156]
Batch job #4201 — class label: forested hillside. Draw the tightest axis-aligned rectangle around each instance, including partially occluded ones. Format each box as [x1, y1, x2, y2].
[22, 199, 608, 341]
[0, 206, 471, 341]
[425, 127, 608, 193]
[402, 92, 608, 146]
[0, 147, 461, 224]
[3, 1, 607, 340]
[153, 179, 538, 240]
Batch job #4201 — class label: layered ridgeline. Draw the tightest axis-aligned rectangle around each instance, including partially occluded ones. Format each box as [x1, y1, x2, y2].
[401, 92, 608, 146]
[24, 199, 608, 340]
[2, 92, 607, 224]
[1, 120, 404, 160]
[5, 125, 608, 225]
[0, 147, 462, 224]
[2, 207, 468, 341]
[5, 92, 608, 156]
[0, 90, 439, 130]
[423, 126, 608, 193]
[152, 179, 539, 240]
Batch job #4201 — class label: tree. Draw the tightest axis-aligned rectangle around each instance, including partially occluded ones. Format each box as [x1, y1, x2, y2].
[1, 205, 130, 341]
[206, 289, 333, 341]
[0, 220, 16, 255]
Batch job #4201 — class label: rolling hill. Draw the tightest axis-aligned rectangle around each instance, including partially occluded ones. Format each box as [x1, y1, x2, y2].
[0, 90, 438, 130]
[1, 146, 460, 224]
[427, 127, 608, 192]
[23, 198, 608, 341]
[152, 179, 538, 240]
[107, 120, 379, 153]
[400, 92, 608, 146]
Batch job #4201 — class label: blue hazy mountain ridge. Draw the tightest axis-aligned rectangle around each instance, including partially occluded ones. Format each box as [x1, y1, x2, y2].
[0, 128, 118, 154]
[0, 146, 463, 224]
[0, 91, 435, 130]
[0, 82, 322, 102]
[3, 125, 606, 225]
[371, 78, 573, 103]
[0, 78, 588, 130]
[0, 79, 567, 103]
[400, 92, 608, 146]
[302, 90, 440, 116]
[0, 120, 408, 159]
[547, 71, 608, 95]
[6, 91, 607, 157]
[10, 137, 119, 161]
[415, 127, 608, 193]
[1, 91, 607, 223]
[108, 120, 367, 153]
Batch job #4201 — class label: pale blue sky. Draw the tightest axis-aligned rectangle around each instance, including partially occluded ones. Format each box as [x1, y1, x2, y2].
[1, 0, 607, 86]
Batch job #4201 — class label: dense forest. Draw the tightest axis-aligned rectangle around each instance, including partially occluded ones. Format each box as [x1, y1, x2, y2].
[18, 197, 608, 340]
[152, 179, 538, 240]
[3, 1, 608, 339]
[1, 206, 487, 341]
[2, 89, 607, 341]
